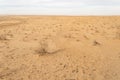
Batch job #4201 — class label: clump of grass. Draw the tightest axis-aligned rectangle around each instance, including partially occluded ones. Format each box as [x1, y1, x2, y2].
[37, 40, 49, 55]
[37, 41, 49, 56]
[36, 39, 64, 56]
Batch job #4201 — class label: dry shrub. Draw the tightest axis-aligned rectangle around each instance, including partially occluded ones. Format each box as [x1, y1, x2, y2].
[36, 39, 64, 56]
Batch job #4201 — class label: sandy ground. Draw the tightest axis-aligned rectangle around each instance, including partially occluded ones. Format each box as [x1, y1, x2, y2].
[0, 16, 120, 80]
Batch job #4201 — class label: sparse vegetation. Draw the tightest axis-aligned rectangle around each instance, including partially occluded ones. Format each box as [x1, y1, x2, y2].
[36, 39, 64, 56]
[1, 16, 120, 80]
[37, 41, 49, 55]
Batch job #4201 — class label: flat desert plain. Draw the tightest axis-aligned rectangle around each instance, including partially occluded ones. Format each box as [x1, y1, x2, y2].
[0, 16, 120, 80]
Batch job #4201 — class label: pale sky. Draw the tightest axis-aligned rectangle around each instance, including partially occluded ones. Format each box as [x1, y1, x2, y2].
[0, 0, 120, 15]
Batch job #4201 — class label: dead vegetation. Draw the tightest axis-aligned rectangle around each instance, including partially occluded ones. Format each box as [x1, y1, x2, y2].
[36, 39, 65, 56]
[0, 16, 120, 80]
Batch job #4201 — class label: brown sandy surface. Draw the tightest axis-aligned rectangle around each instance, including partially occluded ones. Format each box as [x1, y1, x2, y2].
[0, 16, 120, 80]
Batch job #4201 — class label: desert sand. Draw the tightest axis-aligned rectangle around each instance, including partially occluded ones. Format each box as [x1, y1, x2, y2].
[0, 16, 120, 80]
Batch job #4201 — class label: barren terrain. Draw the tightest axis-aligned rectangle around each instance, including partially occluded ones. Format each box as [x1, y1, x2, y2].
[0, 16, 120, 80]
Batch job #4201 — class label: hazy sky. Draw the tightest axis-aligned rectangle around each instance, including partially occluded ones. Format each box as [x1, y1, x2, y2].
[0, 0, 120, 15]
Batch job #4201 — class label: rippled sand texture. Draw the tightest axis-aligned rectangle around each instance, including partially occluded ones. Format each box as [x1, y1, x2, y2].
[0, 16, 120, 80]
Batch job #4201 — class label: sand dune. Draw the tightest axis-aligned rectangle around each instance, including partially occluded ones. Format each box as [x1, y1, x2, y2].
[0, 16, 120, 80]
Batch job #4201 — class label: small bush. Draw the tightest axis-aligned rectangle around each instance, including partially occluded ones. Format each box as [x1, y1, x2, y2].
[36, 39, 64, 56]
